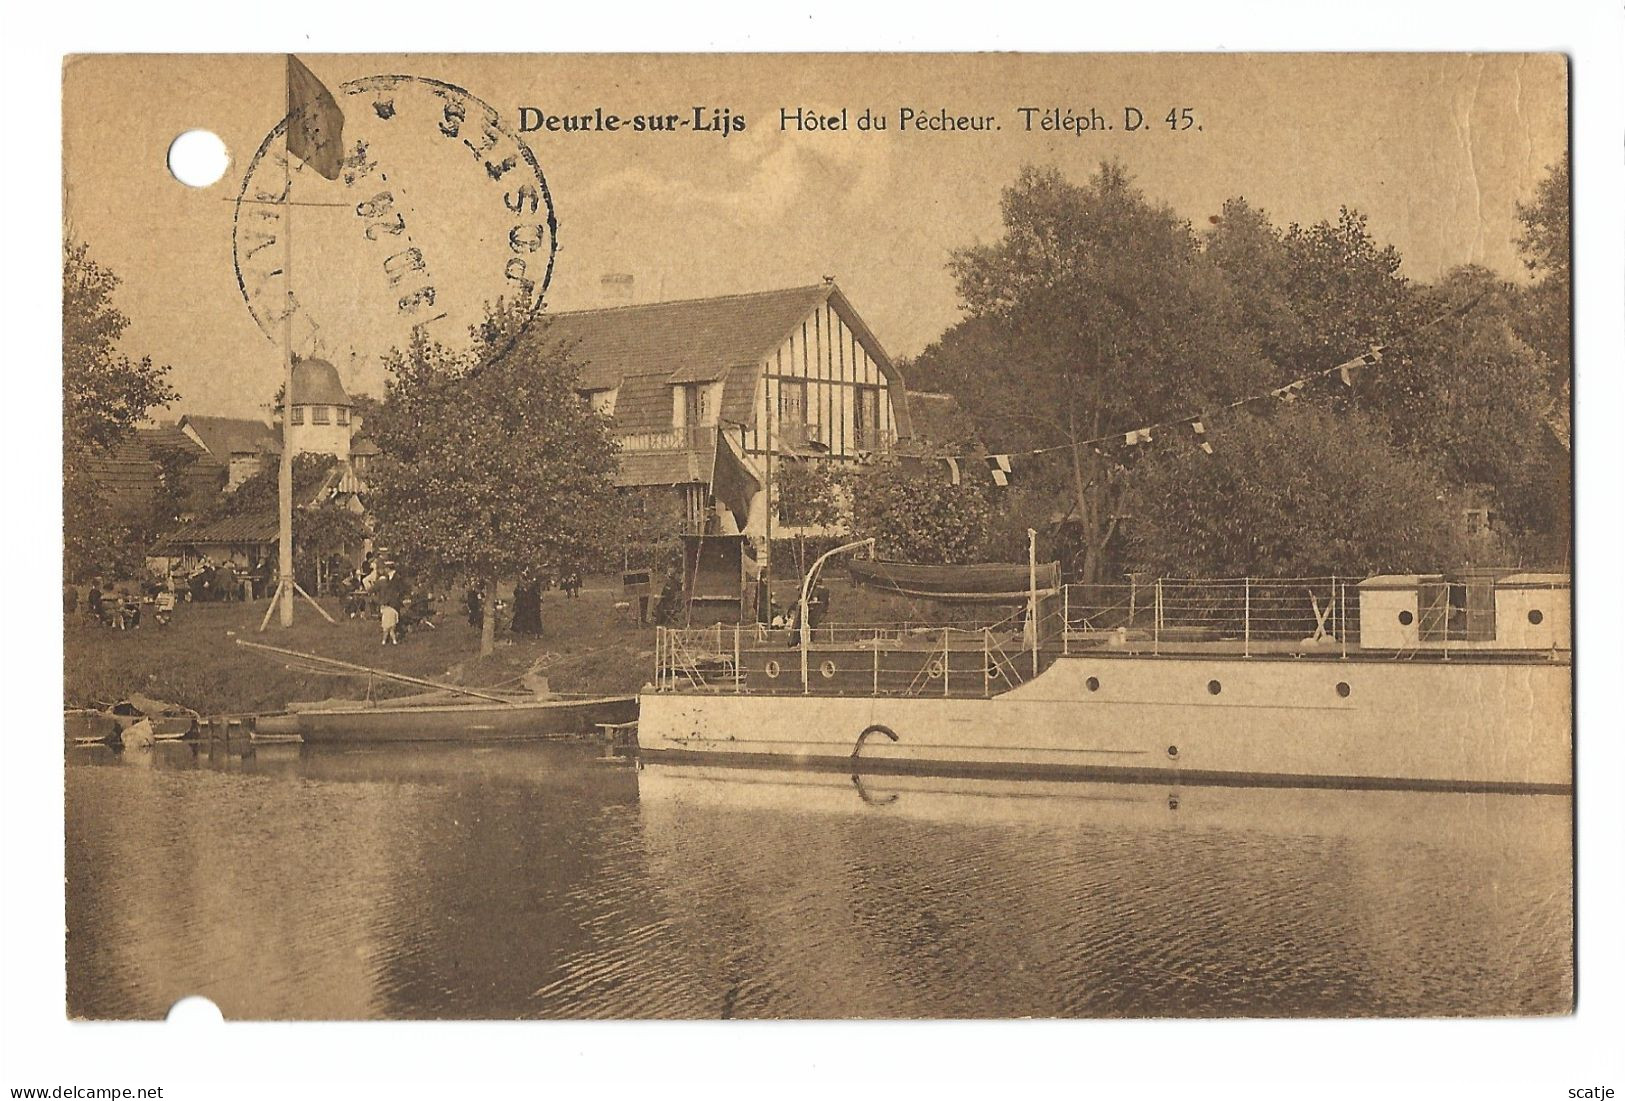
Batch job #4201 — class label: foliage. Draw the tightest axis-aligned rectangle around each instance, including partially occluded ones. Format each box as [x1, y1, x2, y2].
[1515, 158, 1570, 287]
[63, 240, 177, 453]
[368, 298, 621, 651]
[933, 162, 1266, 581]
[63, 455, 141, 582]
[198, 453, 333, 522]
[775, 458, 844, 529]
[1205, 200, 1423, 384]
[1512, 158, 1571, 416]
[62, 239, 177, 581]
[294, 503, 369, 587]
[613, 488, 685, 573]
[914, 164, 1570, 579]
[848, 462, 992, 564]
[1124, 406, 1476, 577]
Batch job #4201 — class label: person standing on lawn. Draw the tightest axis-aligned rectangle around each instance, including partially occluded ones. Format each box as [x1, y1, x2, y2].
[376, 561, 407, 645]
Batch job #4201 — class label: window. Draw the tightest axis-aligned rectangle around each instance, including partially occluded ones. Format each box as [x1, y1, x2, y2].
[289, 406, 304, 426]
[854, 386, 880, 451]
[311, 405, 331, 425]
[337, 406, 350, 427]
[779, 380, 807, 424]
[683, 384, 710, 427]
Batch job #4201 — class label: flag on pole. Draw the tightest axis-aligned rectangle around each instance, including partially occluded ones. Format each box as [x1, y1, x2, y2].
[944, 457, 962, 486]
[1336, 345, 1383, 387]
[286, 56, 345, 180]
[710, 425, 762, 531]
[1271, 380, 1306, 403]
[1187, 419, 1213, 455]
[986, 454, 1012, 486]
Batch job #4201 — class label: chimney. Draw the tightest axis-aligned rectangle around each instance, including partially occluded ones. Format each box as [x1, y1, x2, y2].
[601, 273, 635, 305]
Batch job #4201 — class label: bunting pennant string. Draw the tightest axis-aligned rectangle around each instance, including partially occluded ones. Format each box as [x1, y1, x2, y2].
[1187, 419, 1213, 455]
[886, 296, 1478, 483]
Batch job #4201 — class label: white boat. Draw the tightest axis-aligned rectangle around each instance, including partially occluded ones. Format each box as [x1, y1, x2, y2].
[638, 567, 1571, 794]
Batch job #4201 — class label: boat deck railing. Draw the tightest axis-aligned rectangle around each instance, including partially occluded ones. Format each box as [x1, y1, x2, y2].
[653, 574, 1560, 693]
[1061, 576, 1360, 657]
[654, 617, 1059, 698]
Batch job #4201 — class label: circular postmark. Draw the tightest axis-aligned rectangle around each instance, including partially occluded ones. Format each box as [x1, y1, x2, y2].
[233, 74, 556, 362]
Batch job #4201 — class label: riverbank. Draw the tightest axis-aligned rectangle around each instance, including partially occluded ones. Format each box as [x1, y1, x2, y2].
[63, 582, 655, 716]
[64, 574, 970, 716]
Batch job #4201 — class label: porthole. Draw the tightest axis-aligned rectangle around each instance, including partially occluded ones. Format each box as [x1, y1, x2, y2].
[1086, 676, 1100, 692]
[1398, 610, 1414, 626]
[820, 659, 837, 679]
[1167, 745, 1179, 758]
[1207, 680, 1222, 695]
[1336, 682, 1351, 698]
[1528, 609, 1544, 626]
[764, 660, 781, 679]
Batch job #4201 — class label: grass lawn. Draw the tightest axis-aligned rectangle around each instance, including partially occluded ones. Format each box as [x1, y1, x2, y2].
[64, 580, 658, 716]
[63, 572, 997, 716]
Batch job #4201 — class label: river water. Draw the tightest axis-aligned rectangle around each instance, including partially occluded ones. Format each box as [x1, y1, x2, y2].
[65, 741, 1572, 1019]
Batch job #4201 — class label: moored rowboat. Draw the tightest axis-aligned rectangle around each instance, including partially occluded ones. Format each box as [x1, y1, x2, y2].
[259, 694, 639, 743]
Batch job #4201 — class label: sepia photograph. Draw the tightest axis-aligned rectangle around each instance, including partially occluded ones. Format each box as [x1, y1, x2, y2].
[53, 51, 1578, 1027]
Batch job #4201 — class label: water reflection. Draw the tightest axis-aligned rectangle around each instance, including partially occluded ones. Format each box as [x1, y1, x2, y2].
[65, 744, 1571, 1019]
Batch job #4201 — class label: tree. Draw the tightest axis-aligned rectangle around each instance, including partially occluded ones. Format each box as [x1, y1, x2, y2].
[63, 239, 177, 581]
[936, 163, 1268, 582]
[1513, 157, 1569, 371]
[1204, 200, 1421, 382]
[1124, 405, 1475, 577]
[295, 503, 368, 593]
[1512, 157, 1571, 460]
[774, 458, 844, 575]
[368, 299, 621, 655]
[64, 240, 177, 452]
[848, 462, 992, 565]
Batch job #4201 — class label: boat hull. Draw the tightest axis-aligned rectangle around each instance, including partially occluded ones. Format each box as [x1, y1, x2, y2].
[637, 654, 1572, 794]
[293, 696, 638, 744]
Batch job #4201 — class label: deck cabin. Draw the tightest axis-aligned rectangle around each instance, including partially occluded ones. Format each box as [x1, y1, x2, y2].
[1357, 572, 1571, 652]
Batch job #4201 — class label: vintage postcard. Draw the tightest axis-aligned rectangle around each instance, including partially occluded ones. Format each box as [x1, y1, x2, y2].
[60, 53, 1572, 1022]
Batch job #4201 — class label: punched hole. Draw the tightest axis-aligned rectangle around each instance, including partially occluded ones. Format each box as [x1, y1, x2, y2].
[167, 130, 229, 188]
[166, 995, 224, 1023]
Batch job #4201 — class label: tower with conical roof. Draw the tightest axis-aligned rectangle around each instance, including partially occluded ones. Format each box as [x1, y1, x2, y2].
[286, 357, 354, 459]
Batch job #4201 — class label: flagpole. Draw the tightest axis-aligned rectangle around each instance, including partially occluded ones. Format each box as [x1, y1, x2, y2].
[278, 85, 295, 628]
[763, 373, 773, 618]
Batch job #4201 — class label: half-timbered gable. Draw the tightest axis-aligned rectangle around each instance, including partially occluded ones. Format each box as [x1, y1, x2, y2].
[546, 281, 912, 537]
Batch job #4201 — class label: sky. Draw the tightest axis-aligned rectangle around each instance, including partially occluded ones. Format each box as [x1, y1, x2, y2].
[62, 52, 1568, 418]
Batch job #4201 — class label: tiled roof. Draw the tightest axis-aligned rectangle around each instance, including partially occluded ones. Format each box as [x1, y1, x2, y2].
[180, 414, 280, 457]
[153, 509, 281, 550]
[291, 358, 351, 406]
[547, 284, 833, 396]
[538, 283, 910, 485]
[613, 445, 714, 488]
[82, 426, 226, 519]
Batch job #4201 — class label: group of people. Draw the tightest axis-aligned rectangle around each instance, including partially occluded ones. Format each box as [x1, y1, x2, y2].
[177, 556, 255, 603]
[336, 556, 420, 644]
[69, 577, 178, 630]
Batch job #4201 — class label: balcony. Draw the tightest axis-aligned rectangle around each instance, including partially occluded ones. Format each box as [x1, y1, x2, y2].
[616, 425, 720, 452]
